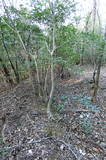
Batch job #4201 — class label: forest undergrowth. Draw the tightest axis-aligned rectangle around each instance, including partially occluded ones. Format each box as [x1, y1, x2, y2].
[0, 66, 106, 160]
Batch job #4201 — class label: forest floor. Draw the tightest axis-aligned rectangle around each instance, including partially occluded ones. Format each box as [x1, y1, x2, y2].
[0, 65, 106, 160]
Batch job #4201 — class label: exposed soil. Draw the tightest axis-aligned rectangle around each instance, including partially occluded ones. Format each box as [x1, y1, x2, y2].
[0, 66, 106, 160]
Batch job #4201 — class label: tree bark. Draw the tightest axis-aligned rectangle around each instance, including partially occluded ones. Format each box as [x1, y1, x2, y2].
[0, 58, 14, 86]
[47, 59, 54, 119]
[91, 54, 103, 102]
[1, 30, 20, 83]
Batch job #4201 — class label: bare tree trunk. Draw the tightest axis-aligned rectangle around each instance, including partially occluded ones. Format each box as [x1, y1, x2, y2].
[0, 58, 14, 86]
[91, 54, 103, 102]
[46, 22, 56, 119]
[15, 58, 20, 83]
[47, 59, 54, 119]
[92, 0, 97, 33]
[80, 45, 84, 65]
[33, 54, 42, 98]
[44, 65, 50, 102]
[1, 29, 20, 83]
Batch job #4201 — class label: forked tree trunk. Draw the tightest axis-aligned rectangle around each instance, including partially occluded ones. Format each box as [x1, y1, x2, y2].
[46, 22, 56, 119]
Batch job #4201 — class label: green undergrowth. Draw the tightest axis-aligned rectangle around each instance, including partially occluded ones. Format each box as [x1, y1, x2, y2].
[0, 137, 10, 157]
[79, 113, 94, 134]
[72, 93, 100, 112]
[72, 93, 101, 134]
[52, 93, 101, 134]
[52, 95, 68, 112]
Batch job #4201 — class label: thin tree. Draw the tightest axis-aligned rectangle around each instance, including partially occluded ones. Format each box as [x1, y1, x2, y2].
[91, 41, 105, 102]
